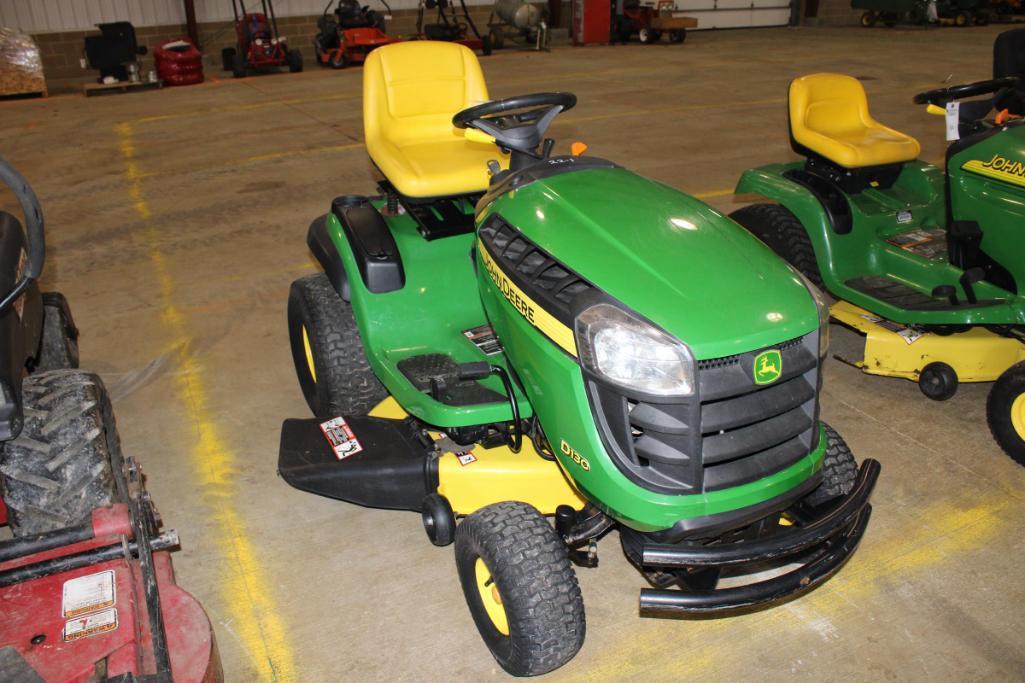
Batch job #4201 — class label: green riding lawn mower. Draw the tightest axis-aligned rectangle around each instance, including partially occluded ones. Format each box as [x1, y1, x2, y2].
[732, 70, 1025, 466]
[279, 41, 880, 676]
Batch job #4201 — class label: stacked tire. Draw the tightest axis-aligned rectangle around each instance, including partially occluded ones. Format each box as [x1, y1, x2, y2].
[155, 38, 204, 86]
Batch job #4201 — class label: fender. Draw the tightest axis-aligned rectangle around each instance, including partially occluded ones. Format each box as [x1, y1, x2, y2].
[307, 214, 350, 301]
[735, 165, 843, 292]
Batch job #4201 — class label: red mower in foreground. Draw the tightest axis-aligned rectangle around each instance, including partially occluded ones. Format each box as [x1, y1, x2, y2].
[0, 159, 221, 681]
[314, 0, 401, 68]
[222, 0, 303, 77]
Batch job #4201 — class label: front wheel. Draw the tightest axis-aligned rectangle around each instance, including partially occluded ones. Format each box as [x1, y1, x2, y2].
[287, 273, 387, 418]
[987, 362, 1025, 467]
[669, 29, 686, 43]
[861, 10, 877, 26]
[455, 502, 585, 676]
[286, 48, 303, 72]
[0, 370, 120, 536]
[729, 203, 824, 287]
[329, 49, 349, 69]
[806, 423, 858, 506]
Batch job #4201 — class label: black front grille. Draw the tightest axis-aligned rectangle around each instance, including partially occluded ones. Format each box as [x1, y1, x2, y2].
[588, 332, 821, 495]
[478, 216, 595, 323]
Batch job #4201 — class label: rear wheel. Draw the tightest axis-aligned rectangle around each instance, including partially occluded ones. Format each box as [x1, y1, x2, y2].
[669, 29, 686, 43]
[638, 27, 654, 43]
[0, 370, 119, 536]
[987, 362, 1025, 467]
[806, 423, 858, 506]
[221, 47, 236, 71]
[729, 203, 824, 287]
[287, 273, 386, 418]
[455, 502, 585, 676]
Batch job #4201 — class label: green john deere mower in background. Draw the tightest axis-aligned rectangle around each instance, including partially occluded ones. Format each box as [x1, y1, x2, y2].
[732, 71, 1025, 467]
[278, 41, 880, 676]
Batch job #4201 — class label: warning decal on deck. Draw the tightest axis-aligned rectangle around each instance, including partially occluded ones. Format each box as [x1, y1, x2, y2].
[320, 416, 364, 460]
[62, 570, 116, 618]
[457, 452, 477, 466]
[63, 608, 118, 642]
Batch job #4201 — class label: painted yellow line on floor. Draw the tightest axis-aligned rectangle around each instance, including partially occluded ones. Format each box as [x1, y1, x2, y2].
[115, 121, 297, 682]
[129, 91, 362, 125]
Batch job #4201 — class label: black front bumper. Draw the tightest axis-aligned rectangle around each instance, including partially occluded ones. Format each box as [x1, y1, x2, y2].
[637, 458, 880, 616]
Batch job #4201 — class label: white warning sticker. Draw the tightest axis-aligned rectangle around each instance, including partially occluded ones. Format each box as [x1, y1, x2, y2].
[63, 608, 118, 642]
[320, 416, 364, 460]
[62, 570, 116, 618]
[457, 452, 477, 466]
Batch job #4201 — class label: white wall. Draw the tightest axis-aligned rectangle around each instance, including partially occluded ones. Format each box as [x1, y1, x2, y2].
[0, 0, 473, 33]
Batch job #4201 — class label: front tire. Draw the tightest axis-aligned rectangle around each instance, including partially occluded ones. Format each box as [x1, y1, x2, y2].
[455, 502, 585, 676]
[806, 423, 858, 506]
[987, 362, 1025, 467]
[0, 370, 120, 536]
[730, 203, 824, 287]
[287, 273, 387, 418]
[287, 48, 304, 72]
[669, 29, 686, 43]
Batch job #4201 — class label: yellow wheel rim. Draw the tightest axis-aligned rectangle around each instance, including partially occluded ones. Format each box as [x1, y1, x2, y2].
[302, 326, 317, 382]
[474, 558, 509, 636]
[1011, 393, 1025, 440]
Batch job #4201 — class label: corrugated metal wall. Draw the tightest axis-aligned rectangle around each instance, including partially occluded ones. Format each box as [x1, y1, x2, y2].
[0, 0, 466, 33]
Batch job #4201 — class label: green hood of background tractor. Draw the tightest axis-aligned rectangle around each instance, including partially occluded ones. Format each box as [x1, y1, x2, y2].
[483, 166, 819, 359]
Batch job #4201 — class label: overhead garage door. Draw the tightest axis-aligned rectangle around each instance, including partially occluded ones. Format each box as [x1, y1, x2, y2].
[676, 0, 793, 29]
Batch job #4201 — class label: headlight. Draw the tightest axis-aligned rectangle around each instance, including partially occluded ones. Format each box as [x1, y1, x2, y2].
[791, 268, 830, 357]
[575, 303, 695, 397]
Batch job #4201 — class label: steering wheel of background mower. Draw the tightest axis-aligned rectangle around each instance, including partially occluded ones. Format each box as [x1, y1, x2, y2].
[913, 77, 1020, 106]
[452, 92, 577, 154]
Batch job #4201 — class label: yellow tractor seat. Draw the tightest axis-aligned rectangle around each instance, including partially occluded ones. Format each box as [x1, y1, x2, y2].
[363, 41, 508, 199]
[789, 73, 921, 169]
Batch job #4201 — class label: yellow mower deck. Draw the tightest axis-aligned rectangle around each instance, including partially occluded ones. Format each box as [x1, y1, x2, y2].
[369, 397, 587, 515]
[830, 301, 1025, 382]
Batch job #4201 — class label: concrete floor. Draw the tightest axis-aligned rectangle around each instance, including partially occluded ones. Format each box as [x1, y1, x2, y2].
[2, 24, 1024, 681]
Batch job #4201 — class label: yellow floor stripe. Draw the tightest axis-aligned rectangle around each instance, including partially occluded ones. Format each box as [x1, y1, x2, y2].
[115, 121, 297, 682]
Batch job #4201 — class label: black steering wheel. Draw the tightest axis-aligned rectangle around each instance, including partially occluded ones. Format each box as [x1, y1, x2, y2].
[452, 92, 576, 154]
[913, 77, 1020, 106]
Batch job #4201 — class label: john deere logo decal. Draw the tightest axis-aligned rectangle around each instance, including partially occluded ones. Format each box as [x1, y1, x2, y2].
[754, 349, 782, 385]
[962, 154, 1025, 189]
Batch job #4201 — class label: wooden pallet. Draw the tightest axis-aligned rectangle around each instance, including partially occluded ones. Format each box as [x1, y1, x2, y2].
[83, 80, 162, 97]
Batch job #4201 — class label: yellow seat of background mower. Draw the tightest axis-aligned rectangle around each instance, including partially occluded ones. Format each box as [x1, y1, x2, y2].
[789, 73, 921, 169]
[363, 41, 508, 198]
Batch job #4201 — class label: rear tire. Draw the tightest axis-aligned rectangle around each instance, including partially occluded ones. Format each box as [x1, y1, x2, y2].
[638, 27, 654, 43]
[287, 273, 387, 418]
[455, 502, 585, 676]
[0, 370, 119, 536]
[36, 294, 79, 371]
[987, 362, 1025, 467]
[729, 203, 824, 287]
[806, 423, 858, 506]
[669, 29, 686, 43]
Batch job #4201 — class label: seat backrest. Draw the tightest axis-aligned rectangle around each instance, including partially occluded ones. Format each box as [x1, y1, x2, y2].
[363, 41, 490, 151]
[994, 28, 1025, 79]
[789, 73, 871, 149]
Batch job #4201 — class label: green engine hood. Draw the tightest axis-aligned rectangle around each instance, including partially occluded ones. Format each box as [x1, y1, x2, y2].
[482, 166, 819, 359]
